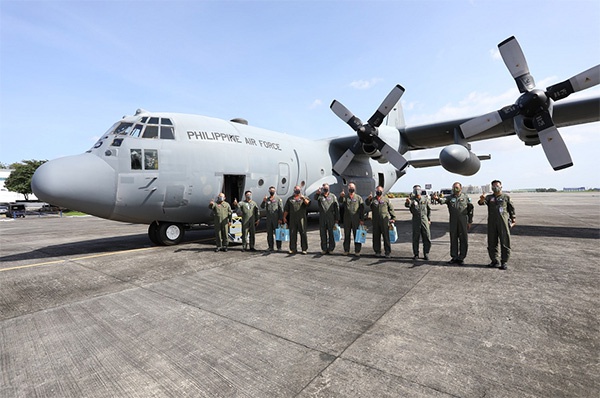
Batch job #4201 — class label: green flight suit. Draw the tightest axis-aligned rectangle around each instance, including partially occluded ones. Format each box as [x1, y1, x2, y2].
[239, 199, 259, 250]
[366, 194, 396, 256]
[261, 194, 283, 251]
[405, 195, 432, 257]
[209, 200, 232, 249]
[479, 193, 515, 264]
[314, 192, 340, 252]
[439, 193, 473, 261]
[339, 193, 365, 253]
[284, 195, 311, 252]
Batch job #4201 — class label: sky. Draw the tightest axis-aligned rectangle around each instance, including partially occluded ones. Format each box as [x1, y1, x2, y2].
[1, 0, 599, 192]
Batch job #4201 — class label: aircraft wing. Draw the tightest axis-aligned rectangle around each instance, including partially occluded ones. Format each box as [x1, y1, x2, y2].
[400, 97, 600, 151]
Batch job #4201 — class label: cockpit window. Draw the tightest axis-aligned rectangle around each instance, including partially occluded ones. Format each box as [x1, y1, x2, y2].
[114, 122, 133, 135]
[124, 117, 175, 140]
[131, 124, 143, 138]
[160, 126, 174, 139]
[142, 125, 159, 139]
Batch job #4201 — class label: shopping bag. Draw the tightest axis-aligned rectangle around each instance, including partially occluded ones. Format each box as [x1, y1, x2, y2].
[276, 223, 290, 242]
[389, 223, 398, 243]
[355, 225, 367, 244]
[333, 223, 342, 242]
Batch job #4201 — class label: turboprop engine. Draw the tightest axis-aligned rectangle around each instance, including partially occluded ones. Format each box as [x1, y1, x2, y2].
[439, 144, 481, 176]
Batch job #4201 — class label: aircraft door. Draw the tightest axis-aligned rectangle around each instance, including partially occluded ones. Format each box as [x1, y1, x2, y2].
[223, 175, 245, 204]
[277, 163, 290, 196]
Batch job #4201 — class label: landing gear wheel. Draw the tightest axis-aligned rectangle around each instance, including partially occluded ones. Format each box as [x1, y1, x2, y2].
[157, 223, 184, 246]
[148, 223, 161, 245]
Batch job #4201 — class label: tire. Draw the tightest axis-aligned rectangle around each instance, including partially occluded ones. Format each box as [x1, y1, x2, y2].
[148, 223, 161, 245]
[157, 223, 184, 246]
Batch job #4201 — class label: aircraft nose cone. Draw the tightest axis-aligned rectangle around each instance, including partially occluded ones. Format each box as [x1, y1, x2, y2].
[32, 154, 116, 218]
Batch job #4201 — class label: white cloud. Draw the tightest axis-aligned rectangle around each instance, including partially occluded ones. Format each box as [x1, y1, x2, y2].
[309, 99, 322, 109]
[349, 78, 382, 90]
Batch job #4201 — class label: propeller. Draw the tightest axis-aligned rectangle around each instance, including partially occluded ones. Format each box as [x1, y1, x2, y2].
[331, 84, 408, 174]
[459, 36, 600, 171]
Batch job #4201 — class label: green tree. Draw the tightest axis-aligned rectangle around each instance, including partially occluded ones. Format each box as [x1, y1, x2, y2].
[4, 160, 46, 200]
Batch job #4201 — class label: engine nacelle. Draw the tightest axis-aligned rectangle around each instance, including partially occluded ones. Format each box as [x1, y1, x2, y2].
[513, 115, 541, 146]
[439, 144, 481, 176]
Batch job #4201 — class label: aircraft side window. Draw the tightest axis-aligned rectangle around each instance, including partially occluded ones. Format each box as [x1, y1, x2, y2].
[160, 126, 174, 139]
[148, 117, 159, 124]
[114, 122, 133, 135]
[144, 149, 158, 170]
[131, 149, 142, 170]
[140, 117, 148, 123]
[142, 125, 159, 139]
[161, 118, 172, 125]
[131, 124, 143, 138]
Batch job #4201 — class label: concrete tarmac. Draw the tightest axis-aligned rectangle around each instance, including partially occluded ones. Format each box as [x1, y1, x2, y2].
[1, 192, 598, 397]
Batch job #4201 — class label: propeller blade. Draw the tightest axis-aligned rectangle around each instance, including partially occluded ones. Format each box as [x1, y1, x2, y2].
[367, 84, 405, 127]
[373, 136, 408, 171]
[460, 104, 520, 138]
[330, 100, 363, 131]
[546, 64, 600, 101]
[333, 141, 361, 175]
[533, 112, 573, 171]
[499, 36, 535, 93]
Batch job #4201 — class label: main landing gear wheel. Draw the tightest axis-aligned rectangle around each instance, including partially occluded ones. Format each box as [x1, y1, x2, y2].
[148, 222, 185, 245]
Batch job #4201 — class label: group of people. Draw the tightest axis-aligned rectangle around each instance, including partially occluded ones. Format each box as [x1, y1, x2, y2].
[208, 179, 516, 270]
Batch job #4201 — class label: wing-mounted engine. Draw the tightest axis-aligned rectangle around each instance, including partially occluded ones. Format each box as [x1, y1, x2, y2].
[439, 144, 482, 176]
[458, 36, 600, 171]
[330, 85, 409, 175]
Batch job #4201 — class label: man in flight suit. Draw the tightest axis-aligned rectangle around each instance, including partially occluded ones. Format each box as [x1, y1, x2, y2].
[283, 185, 311, 254]
[209, 193, 233, 252]
[261, 186, 283, 252]
[338, 182, 365, 256]
[405, 185, 432, 260]
[238, 190, 260, 252]
[478, 180, 516, 270]
[437, 182, 473, 264]
[366, 186, 396, 258]
[314, 183, 340, 254]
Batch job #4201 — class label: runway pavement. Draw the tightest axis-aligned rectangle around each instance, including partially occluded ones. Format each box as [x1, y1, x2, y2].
[1, 192, 598, 397]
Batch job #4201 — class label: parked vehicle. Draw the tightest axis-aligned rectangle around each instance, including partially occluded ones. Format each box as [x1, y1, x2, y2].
[6, 203, 26, 218]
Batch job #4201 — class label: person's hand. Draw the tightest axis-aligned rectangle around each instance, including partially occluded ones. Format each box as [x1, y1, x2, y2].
[278, 219, 282, 224]
[390, 219, 395, 224]
[367, 192, 373, 200]
[359, 220, 364, 225]
[405, 198, 410, 204]
[340, 190, 345, 198]
[209, 200, 214, 205]
[264, 195, 268, 202]
[316, 188, 321, 195]
[510, 219, 516, 228]
[480, 194, 485, 201]
[255, 220, 260, 226]
[233, 199, 238, 206]
[282, 218, 287, 224]
[467, 223, 472, 231]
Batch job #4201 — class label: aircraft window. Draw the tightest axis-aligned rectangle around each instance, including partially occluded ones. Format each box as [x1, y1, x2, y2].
[160, 126, 174, 139]
[114, 122, 133, 135]
[131, 124, 143, 138]
[141, 117, 148, 123]
[144, 149, 158, 170]
[142, 125, 159, 139]
[111, 138, 123, 147]
[161, 118, 172, 125]
[131, 149, 142, 169]
[148, 117, 159, 124]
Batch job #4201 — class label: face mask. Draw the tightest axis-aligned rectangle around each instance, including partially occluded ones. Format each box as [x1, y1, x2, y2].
[269, 191, 275, 196]
[413, 189, 419, 196]
[217, 196, 224, 202]
[246, 195, 252, 200]
[348, 188, 355, 194]
[322, 188, 329, 193]
[294, 189, 301, 195]
[453, 187, 461, 193]
[492, 186, 501, 193]
[376, 191, 383, 196]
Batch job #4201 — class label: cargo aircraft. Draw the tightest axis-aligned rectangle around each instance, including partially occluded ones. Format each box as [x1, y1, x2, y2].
[32, 37, 599, 245]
